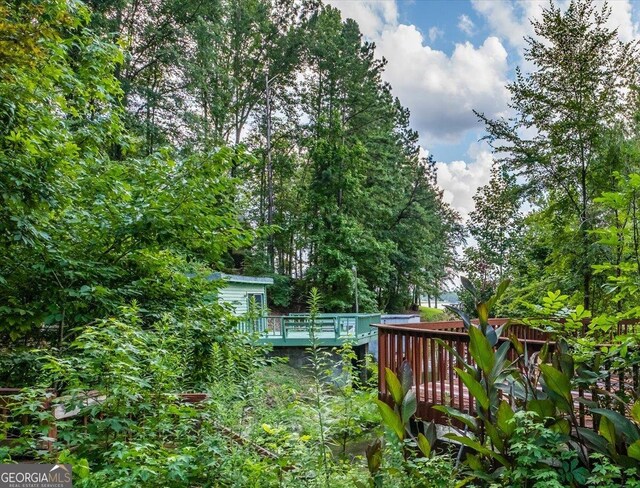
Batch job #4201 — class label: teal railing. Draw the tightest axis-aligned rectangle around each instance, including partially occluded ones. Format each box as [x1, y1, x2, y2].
[238, 313, 380, 346]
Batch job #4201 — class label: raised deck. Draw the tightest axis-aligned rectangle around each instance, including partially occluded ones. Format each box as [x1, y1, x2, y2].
[240, 313, 380, 347]
[375, 319, 640, 429]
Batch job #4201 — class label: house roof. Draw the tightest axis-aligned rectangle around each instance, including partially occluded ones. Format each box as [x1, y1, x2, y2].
[208, 272, 274, 285]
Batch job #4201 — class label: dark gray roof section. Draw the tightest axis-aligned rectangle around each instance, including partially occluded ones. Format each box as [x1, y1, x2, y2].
[208, 272, 274, 285]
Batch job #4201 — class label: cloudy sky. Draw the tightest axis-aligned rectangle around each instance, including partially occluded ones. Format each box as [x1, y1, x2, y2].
[325, 0, 640, 220]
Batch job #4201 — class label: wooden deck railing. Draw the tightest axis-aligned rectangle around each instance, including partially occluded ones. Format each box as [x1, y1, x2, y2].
[0, 389, 209, 453]
[0, 390, 284, 462]
[374, 319, 640, 429]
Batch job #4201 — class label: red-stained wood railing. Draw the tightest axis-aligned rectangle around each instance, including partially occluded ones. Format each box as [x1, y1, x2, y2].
[375, 319, 640, 429]
[0, 390, 208, 452]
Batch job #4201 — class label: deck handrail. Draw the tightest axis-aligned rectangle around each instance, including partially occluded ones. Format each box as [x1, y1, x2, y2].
[375, 319, 640, 430]
[241, 313, 381, 346]
[374, 326, 552, 346]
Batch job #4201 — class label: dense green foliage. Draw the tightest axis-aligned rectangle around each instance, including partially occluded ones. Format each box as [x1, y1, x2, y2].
[419, 306, 447, 322]
[290, 10, 460, 311]
[0, 1, 457, 484]
[1, 305, 383, 486]
[0, 0, 256, 349]
[6, 0, 640, 486]
[1, 0, 461, 353]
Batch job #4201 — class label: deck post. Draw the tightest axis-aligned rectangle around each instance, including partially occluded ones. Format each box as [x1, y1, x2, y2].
[355, 343, 369, 382]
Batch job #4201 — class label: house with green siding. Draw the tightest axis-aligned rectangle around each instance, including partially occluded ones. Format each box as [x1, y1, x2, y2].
[209, 273, 377, 355]
[209, 272, 273, 315]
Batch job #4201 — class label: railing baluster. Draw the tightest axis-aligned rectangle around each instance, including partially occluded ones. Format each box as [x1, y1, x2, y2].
[416, 335, 423, 409]
[389, 333, 395, 374]
[466, 338, 473, 415]
[409, 334, 416, 393]
[430, 338, 437, 404]
[604, 359, 612, 411]
[579, 387, 585, 427]
[439, 341, 445, 406]
[448, 339, 454, 407]
[423, 333, 429, 407]
[618, 368, 625, 415]
[413, 334, 420, 397]
[406, 333, 413, 376]
[456, 338, 464, 412]
[378, 329, 385, 397]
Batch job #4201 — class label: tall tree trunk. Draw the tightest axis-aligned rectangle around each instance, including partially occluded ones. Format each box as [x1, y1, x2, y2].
[266, 73, 274, 271]
[581, 149, 591, 311]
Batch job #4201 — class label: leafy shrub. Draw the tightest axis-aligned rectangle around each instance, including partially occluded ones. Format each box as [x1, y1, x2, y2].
[367, 364, 455, 488]
[268, 274, 293, 308]
[0, 304, 278, 485]
[495, 411, 587, 488]
[419, 307, 447, 322]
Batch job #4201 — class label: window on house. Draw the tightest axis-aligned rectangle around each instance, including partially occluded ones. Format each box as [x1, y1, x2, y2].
[247, 293, 264, 311]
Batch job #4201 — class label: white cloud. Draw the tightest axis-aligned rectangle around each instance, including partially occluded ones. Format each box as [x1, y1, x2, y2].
[471, 0, 640, 62]
[428, 26, 444, 43]
[606, 0, 640, 42]
[326, 1, 511, 146]
[458, 14, 475, 35]
[376, 27, 510, 143]
[470, 0, 542, 56]
[435, 141, 494, 220]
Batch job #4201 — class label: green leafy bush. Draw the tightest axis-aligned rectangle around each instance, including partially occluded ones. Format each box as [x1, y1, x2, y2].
[367, 365, 455, 488]
[419, 307, 447, 322]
